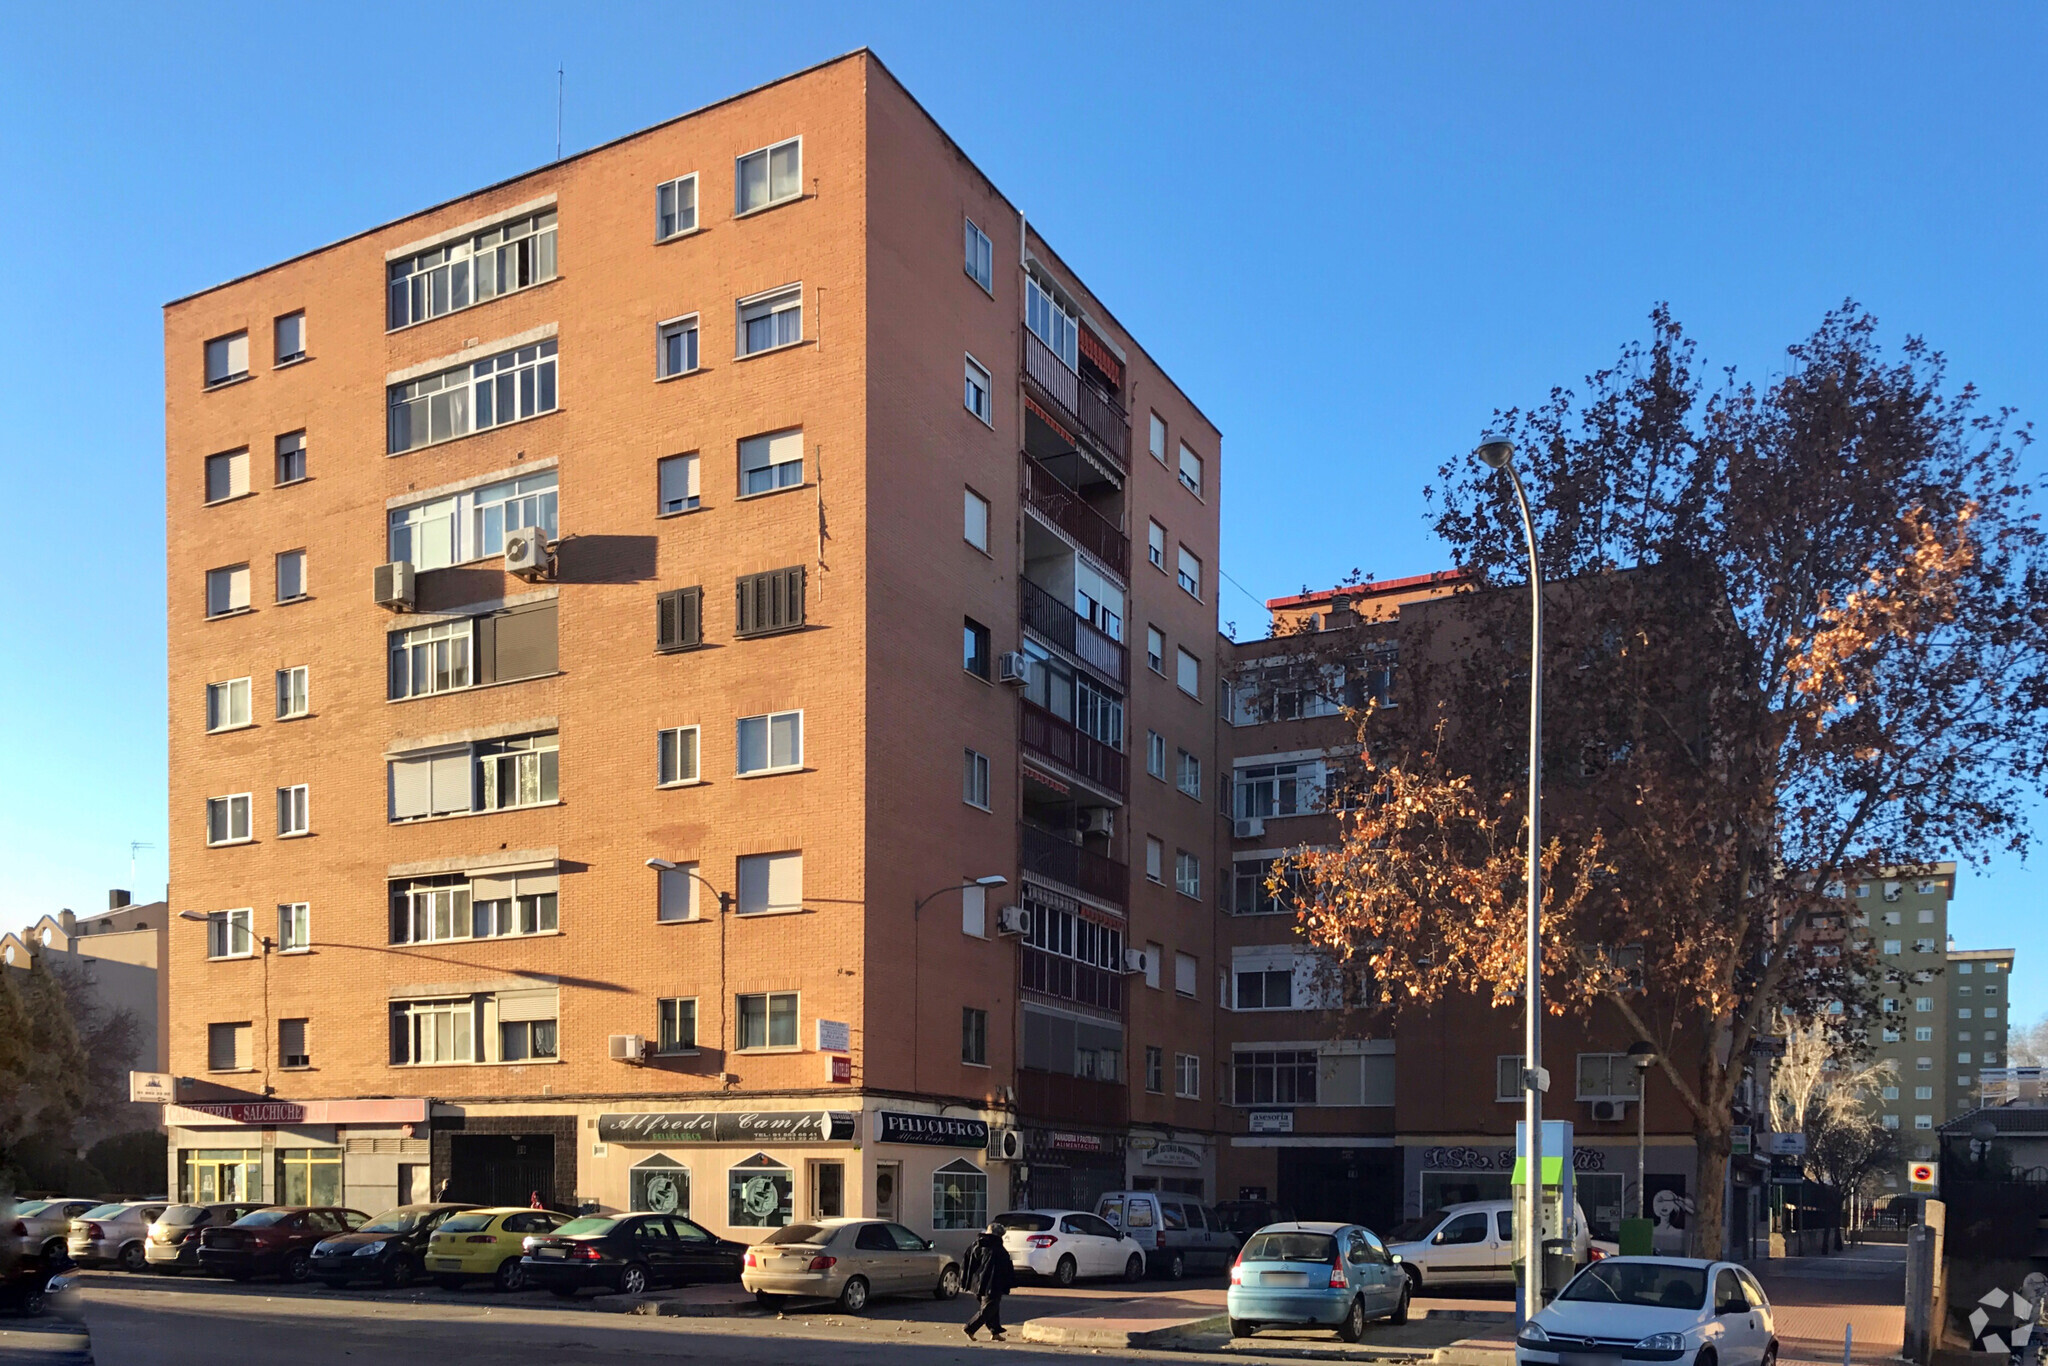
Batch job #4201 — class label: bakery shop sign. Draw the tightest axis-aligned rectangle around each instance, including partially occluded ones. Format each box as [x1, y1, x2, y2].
[597, 1110, 856, 1145]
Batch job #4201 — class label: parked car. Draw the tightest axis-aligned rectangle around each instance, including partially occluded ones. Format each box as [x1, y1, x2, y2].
[1517, 1257, 1777, 1366]
[1384, 1199, 1592, 1289]
[741, 1218, 961, 1313]
[521, 1213, 744, 1299]
[67, 1202, 167, 1271]
[197, 1207, 369, 1282]
[310, 1203, 478, 1288]
[145, 1203, 270, 1273]
[5, 1199, 98, 1269]
[1228, 1221, 1410, 1342]
[992, 1209, 1146, 1286]
[1212, 1199, 1298, 1242]
[1095, 1191, 1237, 1279]
[425, 1207, 570, 1291]
[0, 1255, 51, 1317]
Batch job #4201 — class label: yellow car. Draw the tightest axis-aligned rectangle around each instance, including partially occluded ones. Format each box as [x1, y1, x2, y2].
[425, 1208, 569, 1290]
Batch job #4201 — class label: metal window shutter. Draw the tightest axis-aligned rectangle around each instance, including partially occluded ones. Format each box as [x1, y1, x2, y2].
[470, 874, 516, 901]
[491, 601, 558, 681]
[430, 752, 472, 813]
[473, 611, 497, 685]
[390, 757, 432, 820]
[765, 852, 802, 912]
[278, 1019, 306, 1057]
[496, 987, 558, 1023]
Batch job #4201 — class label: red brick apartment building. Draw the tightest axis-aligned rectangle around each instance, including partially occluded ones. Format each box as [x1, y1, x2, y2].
[161, 51, 1224, 1247]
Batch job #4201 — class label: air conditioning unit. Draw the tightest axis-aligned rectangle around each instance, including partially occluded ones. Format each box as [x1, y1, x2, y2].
[608, 1034, 648, 1064]
[503, 525, 551, 580]
[997, 651, 1030, 687]
[1078, 808, 1114, 837]
[1123, 947, 1151, 976]
[1234, 817, 1265, 839]
[989, 1127, 1025, 1161]
[373, 561, 415, 611]
[1589, 1099, 1628, 1122]
[996, 904, 1031, 937]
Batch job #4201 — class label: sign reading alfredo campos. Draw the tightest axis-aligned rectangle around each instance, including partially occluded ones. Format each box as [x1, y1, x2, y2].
[597, 1110, 856, 1145]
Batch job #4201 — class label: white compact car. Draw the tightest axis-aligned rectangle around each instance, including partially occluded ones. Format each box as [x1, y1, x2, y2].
[1384, 1200, 1591, 1288]
[1518, 1257, 1777, 1366]
[993, 1209, 1147, 1286]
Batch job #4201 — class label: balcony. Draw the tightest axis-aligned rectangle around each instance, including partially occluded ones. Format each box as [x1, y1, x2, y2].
[1021, 702, 1128, 800]
[1022, 457, 1128, 577]
[1017, 1067, 1129, 1129]
[1020, 946, 1125, 1013]
[1020, 579, 1127, 686]
[1024, 327, 1128, 472]
[1019, 821, 1128, 909]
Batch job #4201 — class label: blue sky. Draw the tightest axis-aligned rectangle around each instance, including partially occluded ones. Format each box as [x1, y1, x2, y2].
[3, 4, 2043, 1015]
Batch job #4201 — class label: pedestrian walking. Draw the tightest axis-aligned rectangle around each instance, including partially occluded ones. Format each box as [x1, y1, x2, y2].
[962, 1222, 1015, 1342]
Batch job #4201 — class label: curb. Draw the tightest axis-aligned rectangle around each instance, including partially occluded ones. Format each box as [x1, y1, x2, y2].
[1420, 1309, 1514, 1324]
[1021, 1312, 1229, 1347]
[595, 1293, 762, 1318]
[0, 1321, 94, 1366]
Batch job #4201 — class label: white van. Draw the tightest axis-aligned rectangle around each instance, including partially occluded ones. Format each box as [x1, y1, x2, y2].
[1381, 1199, 1590, 1288]
[1095, 1192, 1236, 1279]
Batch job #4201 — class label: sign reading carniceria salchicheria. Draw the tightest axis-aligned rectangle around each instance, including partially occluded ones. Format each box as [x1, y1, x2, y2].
[876, 1111, 990, 1148]
[597, 1110, 857, 1145]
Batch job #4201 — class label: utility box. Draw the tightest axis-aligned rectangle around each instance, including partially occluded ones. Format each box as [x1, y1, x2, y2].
[1619, 1216, 1655, 1257]
[1512, 1119, 1577, 1310]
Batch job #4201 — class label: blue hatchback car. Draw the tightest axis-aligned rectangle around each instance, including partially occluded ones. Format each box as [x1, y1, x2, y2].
[1227, 1221, 1411, 1342]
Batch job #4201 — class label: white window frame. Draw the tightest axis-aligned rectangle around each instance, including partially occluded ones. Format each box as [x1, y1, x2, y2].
[387, 470, 558, 571]
[964, 217, 993, 293]
[1145, 837, 1163, 882]
[658, 996, 699, 1053]
[276, 784, 310, 837]
[206, 793, 252, 846]
[657, 314, 701, 379]
[276, 666, 309, 720]
[278, 902, 310, 953]
[736, 283, 803, 357]
[275, 430, 307, 485]
[1149, 413, 1167, 464]
[1176, 749, 1202, 800]
[963, 748, 991, 810]
[1575, 1052, 1643, 1101]
[275, 548, 307, 603]
[736, 710, 803, 775]
[386, 339, 558, 454]
[1232, 959, 1299, 1012]
[1175, 1053, 1200, 1099]
[1025, 275, 1078, 371]
[207, 908, 253, 960]
[964, 354, 993, 425]
[658, 453, 701, 516]
[389, 619, 474, 700]
[1175, 850, 1201, 899]
[656, 173, 699, 240]
[474, 733, 559, 813]
[739, 428, 805, 496]
[1146, 731, 1166, 779]
[1496, 1054, 1525, 1102]
[735, 990, 801, 1051]
[964, 488, 991, 553]
[1174, 951, 1198, 998]
[1178, 442, 1203, 498]
[657, 863, 699, 923]
[1146, 627, 1165, 675]
[1147, 521, 1165, 570]
[205, 448, 250, 504]
[206, 677, 252, 733]
[1176, 647, 1201, 698]
[734, 137, 802, 215]
[386, 209, 558, 331]
[206, 564, 251, 618]
[394, 997, 480, 1066]
[1177, 545, 1203, 599]
[658, 726, 701, 787]
[207, 1021, 250, 1071]
[204, 331, 249, 386]
[736, 852, 803, 917]
[274, 311, 306, 365]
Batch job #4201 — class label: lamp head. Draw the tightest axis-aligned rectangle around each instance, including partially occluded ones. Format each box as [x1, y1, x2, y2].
[1627, 1040, 1659, 1070]
[176, 910, 209, 923]
[974, 875, 1009, 888]
[1474, 440, 1515, 470]
[645, 858, 676, 871]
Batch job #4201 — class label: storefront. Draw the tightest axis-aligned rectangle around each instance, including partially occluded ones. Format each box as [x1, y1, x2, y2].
[1020, 1126, 1125, 1212]
[868, 1110, 999, 1257]
[1402, 1138, 1698, 1244]
[1125, 1133, 1215, 1201]
[163, 1098, 430, 1211]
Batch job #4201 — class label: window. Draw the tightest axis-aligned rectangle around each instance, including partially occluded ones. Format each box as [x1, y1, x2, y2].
[387, 339, 558, 453]
[1917, 1057, 1933, 1071]
[1915, 1086, 1933, 1100]
[737, 851, 802, 916]
[658, 316, 700, 377]
[1236, 762, 1322, 819]
[390, 620, 474, 696]
[1234, 1049, 1318, 1105]
[278, 1018, 309, 1069]
[656, 587, 704, 652]
[736, 137, 801, 213]
[1883, 910, 1901, 925]
[1235, 964, 1295, 1011]
[207, 1021, 250, 1071]
[1146, 731, 1166, 778]
[1177, 546, 1202, 599]
[205, 449, 249, 503]
[962, 1007, 988, 1065]
[1144, 942, 1162, 990]
[964, 355, 992, 424]
[736, 991, 799, 1049]
[964, 488, 990, 552]
[391, 998, 477, 1065]
[1576, 1053, 1643, 1101]
[1883, 1027, 1901, 1042]
[658, 727, 701, 786]
[933, 1158, 988, 1231]
[1176, 648, 1201, 698]
[964, 218, 993, 292]
[1883, 939, 1902, 955]
[1025, 275, 1078, 370]
[1915, 1114, 1934, 1130]
[274, 312, 305, 365]
[657, 174, 698, 238]
[276, 784, 309, 837]
[1915, 997, 1933, 1012]
[1959, 1052, 1974, 1065]
[1145, 837, 1163, 882]
[389, 875, 468, 943]
[206, 678, 251, 732]
[739, 428, 804, 494]
[206, 564, 250, 617]
[658, 997, 698, 1052]
[1959, 1008, 1975, 1019]
[1175, 951, 1197, 997]
[475, 733, 559, 811]
[278, 902, 310, 953]
[1916, 1027, 1932, 1041]
[204, 331, 248, 386]
[498, 1017, 557, 1062]
[652, 453, 702, 517]
[963, 749, 991, 809]
[1145, 1045, 1164, 1093]
[1234, 858, 1298, 916]
[1149, 413, 1167, 464]
[389, 471, 558, 570]
[206, 794, 251, 845]
[387, 209, 557, 329]
[962, 617, 992, 679]
[1175, 1053, 1200, 1099]
[1147, 627, 1165, 674]
[275, 431, 306, 484]
[1178, 442, 1203, 497]
[737, 285, 802, 355]
[1882, 1086, 1900, 1100]
[275, 549, 306, 602]
[1881, 1114, 1900, 1130]
[736, 711, 802, 774]
[1147, 521, 1165, 570]
[207, 908, 253, 960]
[657, 863, 698, 923]
[275, 666, 308, 719]
[1917, 909, 1934, 923]
[1176, 749, 1201, 799]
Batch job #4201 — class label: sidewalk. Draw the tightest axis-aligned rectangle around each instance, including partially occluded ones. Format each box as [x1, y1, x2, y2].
[1017, 1287, 1516, 1359]
[1750, 1243, 1906, 1366]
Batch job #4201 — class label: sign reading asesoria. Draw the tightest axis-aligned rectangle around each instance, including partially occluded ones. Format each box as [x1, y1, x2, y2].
[597, 1111, 856, 1145]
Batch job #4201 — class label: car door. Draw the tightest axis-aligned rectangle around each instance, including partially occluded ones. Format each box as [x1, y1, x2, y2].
[1736, 1267, 1774, 1348]
[1081, 1213, 1127, 1275]
[1493, 1209, 1516, 1281]
[632, 1217, 681, 1285]
[669, 1215, 724, 1283]
[852, 1221, 902, 1291]
[1712, 1266, 1763, 1366]
[887, 1222, 939, 1291]
[1361, 1228, 1402, 1311]
[1428, 1210, 1492, 1283]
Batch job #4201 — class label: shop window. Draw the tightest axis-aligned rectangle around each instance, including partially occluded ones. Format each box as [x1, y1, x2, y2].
[277, 1147, 343, 1205]
[932, 1158, 988, 1230]
[728, 1152, 793, 1227]
[630, 1154, 690, 1214]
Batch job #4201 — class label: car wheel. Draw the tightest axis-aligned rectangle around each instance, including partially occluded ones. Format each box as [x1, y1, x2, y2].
[1338, 1295, 1367, 1343]
[838, 1275, 870, 1313]
[41, 1241, 69, 1271]
[1401, 1263, 1423, 1294]
[1762, 1345, 1777, 1366]
[755, 1290, 785, 1309]
[433, 1276, 465, 1291]
[283, 1251, 312, 1284]
[935, 1264, 962, 1300]
[1695, 1350, 1717, 1366]
[118, 1242, 147, 1273]
[1125, 1254, 1145, 1283]
[1164, 1251, 1186, 1281]
[1231, 1318, 1256, 1338]
[1053, 1254, 1077, 1288]
[617, 1263, 649, 1297]
[494, 1258, 527, 1292]
[20, 1284, 46, 1316]
[1389, 1278, 1411, 1326]
[383, 1255, 416, 1289]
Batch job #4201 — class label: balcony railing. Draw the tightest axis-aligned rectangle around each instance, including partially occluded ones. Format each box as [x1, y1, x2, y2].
[1024, 327, 1128, 472]
[1020, 946, 1125, 1013]
[1019, 821, 1128, 908]
[1020, 578, 1127, 686]
[1017, 1067, 1130, 1128]
[1022, 457, 1129, 577]
[1021, 702, 1128, 799]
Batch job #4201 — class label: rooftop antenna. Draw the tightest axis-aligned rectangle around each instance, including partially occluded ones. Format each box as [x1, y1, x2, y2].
[128, 841, 156, 884]
[555, 64, 563, 161]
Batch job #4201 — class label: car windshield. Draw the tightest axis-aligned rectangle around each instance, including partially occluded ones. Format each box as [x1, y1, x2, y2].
[80, 1204, 127, 1220]
[439, 1213, 497, 1233]
[1560, 1262, 1709, 1310]
[1389, 1216, 1442, 1242]
[553, 1217, 617, 1238]
[160, 1206, 209, 1226]
[993, 1212, 1055, 1233]
[1242, 1232, 1339, 1263]
[359, 1210, 430, 1234]
[236, 1209, 296, 1227]
[762, 1224, 829, 1245]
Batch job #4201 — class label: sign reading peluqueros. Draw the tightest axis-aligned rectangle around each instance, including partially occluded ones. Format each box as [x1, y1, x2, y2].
[596, 1110, 857, 1145]
[876, 1112, 990, 1148]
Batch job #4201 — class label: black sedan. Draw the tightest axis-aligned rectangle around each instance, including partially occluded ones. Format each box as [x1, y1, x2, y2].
[310, 1204, 478, 1288]
[522, 1213, 745, 1298]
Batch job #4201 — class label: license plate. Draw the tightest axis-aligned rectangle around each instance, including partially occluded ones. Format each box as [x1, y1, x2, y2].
[432, 1259, 463, 1271]
[537, 1247, 565, 1259]
[1260, 1271, 1310, 1287]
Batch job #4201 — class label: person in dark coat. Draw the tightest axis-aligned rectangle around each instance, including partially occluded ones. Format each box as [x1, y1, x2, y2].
[963, 1223, 1016, 1341]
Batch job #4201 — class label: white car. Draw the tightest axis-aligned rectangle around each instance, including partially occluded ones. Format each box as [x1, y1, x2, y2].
[67, 1202, 167, 1272]
[993, 1209, 1146, 1286]
[1384, 1200, 1591, 1288]
[1519, 1257, 1778, 1366]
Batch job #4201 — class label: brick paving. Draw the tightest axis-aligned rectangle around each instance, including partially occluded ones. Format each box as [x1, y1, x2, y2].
[1751, 1244, 1906, 1366]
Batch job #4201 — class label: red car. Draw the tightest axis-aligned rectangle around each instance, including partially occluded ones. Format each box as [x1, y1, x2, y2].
[197, 1207, 369, 1282]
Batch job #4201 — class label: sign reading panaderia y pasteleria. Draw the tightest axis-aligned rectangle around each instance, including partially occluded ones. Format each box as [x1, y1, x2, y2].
[596, 1110, 857, 1145]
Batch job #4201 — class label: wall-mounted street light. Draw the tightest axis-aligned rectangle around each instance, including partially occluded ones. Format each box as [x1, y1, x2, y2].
[911, 876, 1010, 1093]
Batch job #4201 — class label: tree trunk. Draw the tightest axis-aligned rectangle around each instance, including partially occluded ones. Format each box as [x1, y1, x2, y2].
[1691, 1117, 1733, 1259]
